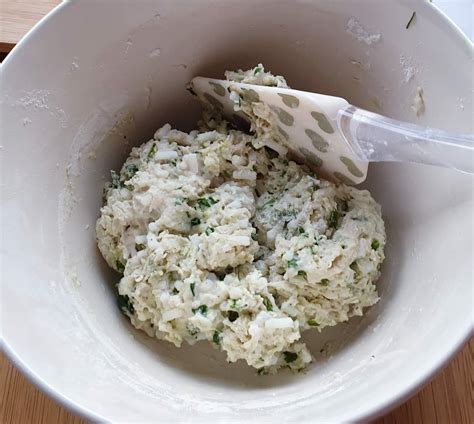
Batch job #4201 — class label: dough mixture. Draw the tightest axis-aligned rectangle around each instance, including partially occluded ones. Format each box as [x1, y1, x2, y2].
[96, 65, 386, 373]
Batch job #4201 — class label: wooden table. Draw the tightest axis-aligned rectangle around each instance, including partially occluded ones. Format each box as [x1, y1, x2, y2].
[2, 342, 472, 423]
[1, 2, 473, 423]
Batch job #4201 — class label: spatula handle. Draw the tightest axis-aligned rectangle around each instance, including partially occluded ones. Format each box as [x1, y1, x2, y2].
[337, 106, 474, 174]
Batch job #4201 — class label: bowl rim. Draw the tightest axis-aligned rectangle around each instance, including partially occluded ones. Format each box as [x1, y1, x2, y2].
[1, 0, 473, 422]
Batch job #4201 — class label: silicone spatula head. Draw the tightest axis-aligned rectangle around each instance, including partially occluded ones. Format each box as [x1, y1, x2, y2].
[189, 76, 368, 184]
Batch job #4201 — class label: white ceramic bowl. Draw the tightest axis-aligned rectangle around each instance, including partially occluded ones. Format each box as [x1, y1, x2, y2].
[1, 1, 473, 422]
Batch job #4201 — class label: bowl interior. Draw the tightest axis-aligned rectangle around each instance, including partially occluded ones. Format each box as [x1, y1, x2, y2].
[1, 0, 472, 422]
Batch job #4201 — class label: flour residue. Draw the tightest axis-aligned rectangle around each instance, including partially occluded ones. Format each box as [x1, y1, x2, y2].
[149, 48, 161, 58]
[15, 89, 69, 128]
[70, 57, 80, 71]
[399, 54, 417, 83]
[346, 18, 381, 45]
[19, 89, 50, 110]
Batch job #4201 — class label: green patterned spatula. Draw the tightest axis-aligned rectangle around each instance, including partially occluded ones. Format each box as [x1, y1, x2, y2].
[189, 77, 473, 184]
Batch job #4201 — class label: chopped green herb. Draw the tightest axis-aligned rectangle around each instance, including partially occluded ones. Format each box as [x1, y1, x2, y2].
[406, 11, 416, 29]
[251, 232, 258, 241]
[307, 319, 319, 327]
[197, 198, 211, 208]
[253, 65, 264, 75]
[190, 282, 196, 296]
[146, 143, 157, 162]
[263, 297, 273, 311]
[212, 330, 221, 345]
[297, 270, 307, 278]
[192, 304, 208, 315]
[320, 278, 329, 286]
[371, 239, 380, 250]
[190, 217, 201, 226]
[117, 294, 134, 315]
[110, 170, 122, 189]
[187, 324, 199, 336]
[228, 310, 239, 322]
[287, 259, 298, 268]
[257, 198, 275, 211]
[115, 260, 125, 274]
[298, 227, 305, 234]
[135, 243, 145, 251]
[171, 287, 179, 295]
[123, 163, 139, 180]
[229, 299, 238, 309]
[283, 351, 298, 363]
[327, 210, 340, 229]
[205, 227, 214, 236]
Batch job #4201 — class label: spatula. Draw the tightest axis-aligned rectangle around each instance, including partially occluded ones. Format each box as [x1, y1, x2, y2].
[189, 77, 473, 184]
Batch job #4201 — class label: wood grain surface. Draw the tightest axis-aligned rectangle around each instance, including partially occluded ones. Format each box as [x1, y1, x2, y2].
[1, 1, 473, 423]
[0, 0, 61, 52]
[2, 340, 472, 423]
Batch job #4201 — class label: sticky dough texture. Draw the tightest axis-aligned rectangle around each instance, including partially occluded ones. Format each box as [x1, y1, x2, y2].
[96, 67, 386, 373]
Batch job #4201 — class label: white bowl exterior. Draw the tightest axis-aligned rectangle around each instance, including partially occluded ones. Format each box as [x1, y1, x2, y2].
[1, 0, 473, 422]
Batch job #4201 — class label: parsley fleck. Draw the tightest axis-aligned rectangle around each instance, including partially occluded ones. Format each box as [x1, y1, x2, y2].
[115, 260, 125, 274]
[320, 279, 329, 286]
[263, 298, 273, 311]
[371, 239, 380, 250]
[327, 210, 340, 229]
[298, 227, 305, 234]
[307, 319, 319, 327]
[253, 65, 264, 75]
[187, 324, 199, 336]
[297, 270, 307, 278]
[117, 294, 134, 315]
[171, 287, 179, 295]
[190, 282, 196, 296]
[146, 143, 157, 162]
[212, 330, 221, 345]
[110, 170, 122, 189]
[283, 351, 298, 363]
[190, 217, 201, 226]
[406, 11, 416, 29]
[192, 305, 208, 315]
[205, 227, 214, 236]
[197, 198, 212, 208]
[123, 163, 139, 180]
[287, 259, 298, 268]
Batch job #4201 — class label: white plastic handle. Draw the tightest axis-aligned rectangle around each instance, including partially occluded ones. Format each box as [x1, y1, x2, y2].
[338, 106, 474, 174]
